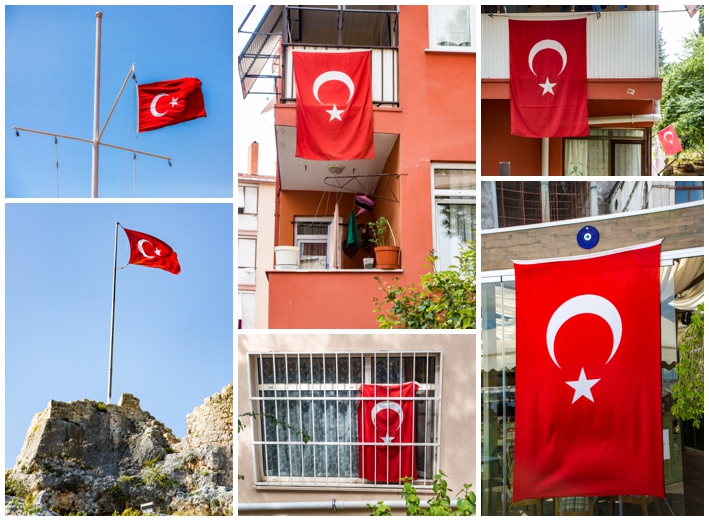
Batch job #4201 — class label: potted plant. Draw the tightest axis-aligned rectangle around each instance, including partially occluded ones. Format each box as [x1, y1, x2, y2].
[367, 216, 400, 269]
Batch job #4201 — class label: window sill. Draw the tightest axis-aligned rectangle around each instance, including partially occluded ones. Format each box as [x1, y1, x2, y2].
[267, 269, 403, 274]
[252, 483, 434, 492]
[424, 47, 475, 54]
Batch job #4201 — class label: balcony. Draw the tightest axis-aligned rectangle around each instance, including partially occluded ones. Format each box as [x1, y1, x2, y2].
[282, 44, 398, 106]
[239, 5, 399, 104]
[482, 10, 659, 80]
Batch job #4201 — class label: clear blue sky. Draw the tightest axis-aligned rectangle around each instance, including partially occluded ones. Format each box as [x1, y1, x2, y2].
[5, 203, 233, 468]
[6, 5, 233, 198]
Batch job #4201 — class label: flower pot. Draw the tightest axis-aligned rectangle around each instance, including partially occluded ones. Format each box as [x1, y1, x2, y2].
[373, 246, 401, 269]
[274, 246, 300, 270]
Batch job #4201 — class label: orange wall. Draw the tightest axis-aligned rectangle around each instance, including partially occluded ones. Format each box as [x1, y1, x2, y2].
[482, 98, 657, 176]
[269, 5, 476, 328]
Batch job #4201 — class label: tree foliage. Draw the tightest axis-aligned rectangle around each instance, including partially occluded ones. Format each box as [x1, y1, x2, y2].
[373, 242, 475, 329]
[368, 471, 475, 516]
[671, 304, 704, 429]
[657, 23, 704, 153]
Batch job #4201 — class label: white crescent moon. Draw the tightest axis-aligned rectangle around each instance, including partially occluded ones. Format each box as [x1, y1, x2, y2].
[371, 401, 403, 432]
[528, 39, 568, 76]
[663, 131, 674, 144]
[137, 239, 155, 259]
[312, 71, 355, 105]
[150, 93, 169, 117]
[546, 294, 622, 368]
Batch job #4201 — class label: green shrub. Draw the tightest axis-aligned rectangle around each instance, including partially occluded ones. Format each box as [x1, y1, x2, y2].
[142, 455, 165, 469]
[5, 474, 28, 497]
[108, 483, 126, 504]
[672, 304, 704, 428]
[68, 512, 87, 516]
[96, 402, 108, 412]
[368, 471, 475, 516]
[112, 507, 143, 516]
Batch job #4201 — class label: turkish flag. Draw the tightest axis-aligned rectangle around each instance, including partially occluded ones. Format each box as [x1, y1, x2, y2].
[512, 241, 664, 500]
[358, 382, 418, 483]
[138, 78, 206, 133]
[294, 51, 375, 160]
[657, 124, 684, 155]
[509, 19, 588, 138]
[123, 228, 181, 274]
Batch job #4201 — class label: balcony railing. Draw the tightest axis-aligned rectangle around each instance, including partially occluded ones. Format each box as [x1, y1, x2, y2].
[482, 11, 659, 79]
[282, 44, 399, 106]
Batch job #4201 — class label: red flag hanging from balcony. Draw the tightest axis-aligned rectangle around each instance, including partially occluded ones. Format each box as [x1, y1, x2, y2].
[123, 228, 181, 274]
[293, 50, 375, 160]
[512, 241, 664, 501]
[138, 77, 206, 133]
[358, 382, 418, 483]
[509, 18, 588, 138]
[657, 124, 684, 155]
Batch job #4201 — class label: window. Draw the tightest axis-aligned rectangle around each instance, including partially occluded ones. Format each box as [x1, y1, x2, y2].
[564, 129, 649, 176]
[432, 164, 476, 269]
[428, 5, 475, 52]
[238, 237, 257, 284]
[675, 181, 704, 203]
[238, 185, 258, 230]
[294, 217, 342, 269]
[239, 291, 256, 329]
[245, 351, 442, 487]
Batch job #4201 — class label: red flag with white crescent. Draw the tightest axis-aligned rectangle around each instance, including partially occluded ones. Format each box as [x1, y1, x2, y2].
[138, 77, 206, 133]
[509, 19, 588, 138]
[657, 124, 684, 155]
[512, 241, 664, 500]
[294, 51, 375, 160]
[358, 382, 418, 483]
[123, 228, 181, 274]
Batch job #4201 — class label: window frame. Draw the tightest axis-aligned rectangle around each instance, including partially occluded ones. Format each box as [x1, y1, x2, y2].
[245, 351, 443, 489]
[563, 128, 650, 176]
[427, 5, 476, 53]
[293, 216, 343, 269]
[431, 163, 477, 271]
[675, 181, 704, 203]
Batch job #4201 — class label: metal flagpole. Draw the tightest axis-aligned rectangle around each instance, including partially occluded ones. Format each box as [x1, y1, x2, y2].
[91, 12, 102, 198]
[107, 221, 120, 404]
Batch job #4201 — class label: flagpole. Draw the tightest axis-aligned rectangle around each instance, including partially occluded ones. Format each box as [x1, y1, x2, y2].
[91, 11, 102, 199]
[107, 221, 120, 404]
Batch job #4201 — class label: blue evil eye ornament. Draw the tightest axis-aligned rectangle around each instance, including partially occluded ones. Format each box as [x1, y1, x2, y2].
[577, 225, 600, 249]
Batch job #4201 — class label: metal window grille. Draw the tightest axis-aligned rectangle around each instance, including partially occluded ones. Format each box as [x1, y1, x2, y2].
[496, 181, 590, 227]
[246, 351, 443, 488]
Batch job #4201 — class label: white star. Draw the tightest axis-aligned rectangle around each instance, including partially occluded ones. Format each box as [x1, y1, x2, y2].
[154, 247, 162, 256]
[170, 97, 179, 108]
[380, 435, 395, 444]
[326, 104, 345, 121]
[565, 368, 600, 404]
[539, 77, 557, 96]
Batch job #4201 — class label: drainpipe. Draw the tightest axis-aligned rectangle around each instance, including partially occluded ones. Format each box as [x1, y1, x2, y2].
[490, 181, 499, 229]
[540, 181, 550, 222]
[590, 183, 598, 216]
[541, 138, 549, 176]
[588, 100, 662, 126]
[238, 499, 434, 512]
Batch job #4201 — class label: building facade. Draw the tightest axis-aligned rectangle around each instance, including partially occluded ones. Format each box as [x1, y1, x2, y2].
[238, 333, 476, 515]
[238, 142, 276, 329]
[239, 5, 476, 328]
[479, 188, 704, 515]
[481, 5, 662, 176]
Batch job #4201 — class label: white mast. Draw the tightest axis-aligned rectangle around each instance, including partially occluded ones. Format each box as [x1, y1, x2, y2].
[91, 12, 102, 198]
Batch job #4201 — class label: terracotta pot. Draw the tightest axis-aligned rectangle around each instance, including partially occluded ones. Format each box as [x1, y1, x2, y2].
[373, 246, 401, 269]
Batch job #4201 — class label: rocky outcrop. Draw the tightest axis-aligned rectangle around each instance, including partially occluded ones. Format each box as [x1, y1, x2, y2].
[5, 385, 233, 516]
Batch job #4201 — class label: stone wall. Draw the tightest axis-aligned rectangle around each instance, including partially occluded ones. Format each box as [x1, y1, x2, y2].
[179, 384, 233, 450]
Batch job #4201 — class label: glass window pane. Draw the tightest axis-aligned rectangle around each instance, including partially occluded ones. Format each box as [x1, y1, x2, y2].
[612, 129, 644, 138]
[614, 143, 642, 176]
[676, 190, 689, 204]
[299, 242, 327, 269]
[238, 238, 257, 268]
[434, 168, 476, 190]
[434, 5, 471, 47]
[436, 203, 475, 268]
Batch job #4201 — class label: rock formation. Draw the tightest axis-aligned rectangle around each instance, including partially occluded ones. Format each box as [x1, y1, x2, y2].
[5, 384, 233, 516]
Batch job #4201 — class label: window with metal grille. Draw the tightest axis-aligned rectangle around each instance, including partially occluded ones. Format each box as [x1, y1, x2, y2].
[245, 352, 442, 488]
[496, 181, 591, 227]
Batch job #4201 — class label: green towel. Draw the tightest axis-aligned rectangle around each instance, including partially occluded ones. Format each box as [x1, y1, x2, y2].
[346, 211, 360, 250]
